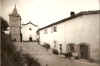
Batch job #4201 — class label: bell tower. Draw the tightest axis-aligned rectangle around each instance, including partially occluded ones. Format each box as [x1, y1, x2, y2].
[9, 5, 21, 42]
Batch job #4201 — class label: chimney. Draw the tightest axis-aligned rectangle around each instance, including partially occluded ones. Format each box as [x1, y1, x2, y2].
[70, 11, 75, 16]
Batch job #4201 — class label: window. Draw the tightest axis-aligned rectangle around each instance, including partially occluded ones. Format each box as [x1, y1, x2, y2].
[44, 29, 47, 34]
[54, 26, 57, 32]
[29, 28, 32, 31]
[52, 25, 57, 32]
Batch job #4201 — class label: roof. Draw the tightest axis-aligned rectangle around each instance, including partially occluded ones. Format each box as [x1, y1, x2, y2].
[22, 21, 38, 27]
[9, 5, 20, 17]
[38, 10, 100, 32]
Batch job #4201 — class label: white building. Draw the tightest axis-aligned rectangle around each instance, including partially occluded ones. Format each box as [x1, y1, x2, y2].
[21, 21, 38, 41]
[37, 10, 100, 62]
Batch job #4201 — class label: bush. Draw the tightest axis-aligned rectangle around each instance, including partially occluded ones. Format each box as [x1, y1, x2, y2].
[42, 43, 50, 50]
[63, 53, 68, 58]
[52, 49, 59, 55]
[74, 56, 79, 59]
[63, 52, 72, 58]
[22, 54, 41, 66]
[89, 58, 95, 62]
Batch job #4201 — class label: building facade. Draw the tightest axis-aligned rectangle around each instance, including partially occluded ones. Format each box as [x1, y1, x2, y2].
[9, 6, 21, 42]
[38, 10, 100, 62]
[21, 21, 38, 41]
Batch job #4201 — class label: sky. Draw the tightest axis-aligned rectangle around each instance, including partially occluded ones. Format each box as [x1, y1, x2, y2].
[0, 0, 100, 27]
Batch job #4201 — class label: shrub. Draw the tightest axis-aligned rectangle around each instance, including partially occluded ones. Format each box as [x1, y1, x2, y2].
[63, 53, 68, 58]
[42, 43, 50, 50]
[22, 54, 41, 66]
[63, 52, 72, 58]
[89, 58, 95, 62]
[74, 56, 79, 59]
[52, 49, 59, 55]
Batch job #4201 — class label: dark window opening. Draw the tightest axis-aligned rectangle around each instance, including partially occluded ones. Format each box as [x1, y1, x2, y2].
[29, 28, 32, 31]
[20, 33, 22, 42]
[44, 29, 47, 34]
[54, 26, 57, 32]
[59, 44, 62, 54]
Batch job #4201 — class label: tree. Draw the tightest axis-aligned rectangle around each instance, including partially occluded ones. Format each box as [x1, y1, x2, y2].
[1, 17, 41, 66]
[0, 17, 9, 32]
[1, 17, 24, 66]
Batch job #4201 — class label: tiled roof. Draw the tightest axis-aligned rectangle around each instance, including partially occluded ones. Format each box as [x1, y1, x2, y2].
[37, 10, 100, 32]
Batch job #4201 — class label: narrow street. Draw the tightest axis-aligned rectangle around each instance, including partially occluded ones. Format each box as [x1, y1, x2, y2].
[19, 42, 100, 66]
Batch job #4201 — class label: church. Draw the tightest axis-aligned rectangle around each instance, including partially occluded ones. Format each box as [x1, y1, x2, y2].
[9, 6, 38, 42]
[21, 21, 38, 42]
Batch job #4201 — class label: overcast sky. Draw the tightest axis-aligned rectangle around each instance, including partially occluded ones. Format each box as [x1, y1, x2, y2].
[0, 0, 100, 27]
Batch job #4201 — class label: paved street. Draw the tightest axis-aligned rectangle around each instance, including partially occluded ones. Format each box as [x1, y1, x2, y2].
[19, 42, 100, 66]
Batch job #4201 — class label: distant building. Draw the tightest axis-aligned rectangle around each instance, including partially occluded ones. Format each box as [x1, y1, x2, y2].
[21, 21, 38, 41]
[9, 6, 21, 42]
[37, 10, 100, 62]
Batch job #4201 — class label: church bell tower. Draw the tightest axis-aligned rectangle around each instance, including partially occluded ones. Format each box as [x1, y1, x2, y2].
[9, 5, 21, 42]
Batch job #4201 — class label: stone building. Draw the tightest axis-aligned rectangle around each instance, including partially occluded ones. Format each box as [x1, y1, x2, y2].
[9, 6, 21, 42]
[21, 21, 38, 41]
[37, 10, 100, 62]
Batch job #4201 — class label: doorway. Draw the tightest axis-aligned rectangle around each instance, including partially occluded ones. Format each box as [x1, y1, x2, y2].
[29, 37, 33, 42]
[79, 44, 89, 59]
